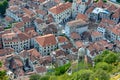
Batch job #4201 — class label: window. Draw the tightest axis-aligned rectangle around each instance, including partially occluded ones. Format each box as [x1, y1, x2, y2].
[67, 12, 69, 15]
[59, 17, 61, 20]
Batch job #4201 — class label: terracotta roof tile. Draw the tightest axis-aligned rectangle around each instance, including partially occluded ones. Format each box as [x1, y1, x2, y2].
[49, 2, 72, 14]
[22, 15, 31, 23]
[93, 0, 104, 8]
[25, 29, 38, 38]
[112, 8, 120, 18]
[58, 36, 68, 43]
[35, 34, 57, 47]
[71, 32, 81, 40]
[101, 19, 116, 25]
[75, 41, 83, 48]
[53, 49, 66, 57]
[35, 18, 44, 24]
[107, 4, 117, 12]
[61, 42, 73, 49]
[67, 19, 87, 27]
[91, 31, 102, 37]
[5, 16, 13, 22]
[76, 13, 88, 21]
[2, 32, 29, 43]
[14, 22, 24, 29]
[28, 48, 41, 59]
[35, 66, 47, 73]
[0, 48, 14, 57]
[36, 9, 47, 15]
[38, 0, 46, 3]
[71, 48, 78, 53]
[86, 6, 94, 15]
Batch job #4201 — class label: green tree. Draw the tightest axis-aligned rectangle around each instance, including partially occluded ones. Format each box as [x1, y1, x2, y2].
[0, 61, 2, 67]
[30, 74, 41, 80]
[0, 61, 8, 80]
[94, 50, 109, 64]
[55, 63, 71, 75]
[94, 54, 103, 64]
[64, 0, 73, 3]
[89, 69, 110, 80]
[103, 52, 117, 64]
[49, 76, 57, 80]
[3, 0, 8, 8]
[40, 75, 50, 80]
[71, 69, 93, 80]
[102, 50, 109, 56]
[116, 53, 120, 62]
[0, 70, 8, 80]
[103, 0, 107, 2]
[111, 63, 120, 74]
[0, 0, 8, 16]
[94, 0, 107, 3]
[117, 0, 120, 3]
[57, 74, 72, 80]
[95, 62, 112, 72]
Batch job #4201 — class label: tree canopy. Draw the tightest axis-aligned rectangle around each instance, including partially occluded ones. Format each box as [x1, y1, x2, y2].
[89, 69, 110, 80]
[94, 0, 107, 3]
[71, 69, 93, 80]
[0, 0, 8, 16]
[64, 0, 73, 3]
[95, 62, 112, 72]
[30, 74, 41, 80]
[54, 63, 71, 76]
[117, 0, 120, 3]
[40, 76, 50, 80]
[0, 61, 8, 80]
[103, 52, 117, 64]
[0, 61, 2, 67]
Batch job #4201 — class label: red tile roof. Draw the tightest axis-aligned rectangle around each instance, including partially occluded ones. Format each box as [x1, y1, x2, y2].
[22, 14, 31, 23]
[101, 19, 116, 25]
[35, 66, 47, 73]
[67, 19, 87, 27]
[71, 32, 81, 40]
[0, 48, 14, 57]
[2, 32, 29, 43]
[75, 41, 83, 48]
[38, 0, 46, 3]
[36, 9, 47, 15]
[112, 8, 120, 18]
[107, 4, 117, 12]
[57, 36, 68, 43]
[53, 49, 66, 57]
[14, 22, 24, 29]
[28, 48, 41, 59]
[93, 0, 104, 8]
[35, 18, 44, 24]
[35, 34, 57, 47]
[49, 2, 72, 14]
[86, 6, 94, 15]
[91, 31, 102, 37]
[76, 13, 88, 21]
[5, 16, 13, 22]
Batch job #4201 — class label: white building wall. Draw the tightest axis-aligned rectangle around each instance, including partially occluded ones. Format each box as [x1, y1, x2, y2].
[2, 39, 30, 53]
[97, 27, 106, 37]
